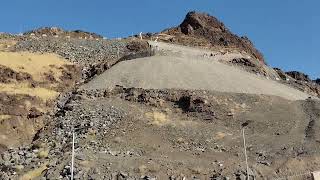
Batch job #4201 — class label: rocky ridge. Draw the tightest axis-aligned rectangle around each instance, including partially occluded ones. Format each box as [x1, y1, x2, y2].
[161, 11, 265, 64]
[23, 27, 103, 39]
[274, 68, 320, 97]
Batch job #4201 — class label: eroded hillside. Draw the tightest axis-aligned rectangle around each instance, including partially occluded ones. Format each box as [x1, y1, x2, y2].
[0, 51, 81, 148]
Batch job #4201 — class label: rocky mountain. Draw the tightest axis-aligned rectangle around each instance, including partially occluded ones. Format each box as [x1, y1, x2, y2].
[0, 11, 319, 180]
[162, 11, 265, 64]
[157, 11, 320, 97]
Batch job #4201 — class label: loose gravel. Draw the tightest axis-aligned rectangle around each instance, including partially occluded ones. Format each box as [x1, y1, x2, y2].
[14, 37, 129, 66]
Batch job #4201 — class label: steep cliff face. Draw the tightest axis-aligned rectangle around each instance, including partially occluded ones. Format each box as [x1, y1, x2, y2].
[162, 11, 265, 64]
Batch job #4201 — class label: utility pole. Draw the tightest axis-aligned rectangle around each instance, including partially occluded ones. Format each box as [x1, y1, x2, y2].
[71, 130, 75, 180]
[242, 128, 249, 180]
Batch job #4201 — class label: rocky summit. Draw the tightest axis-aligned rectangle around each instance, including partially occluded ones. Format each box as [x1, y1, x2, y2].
[0, 11, 319, 180]
[162, 11, 265, 64]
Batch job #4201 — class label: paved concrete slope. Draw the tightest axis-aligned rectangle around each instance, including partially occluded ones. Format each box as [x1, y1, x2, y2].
[149, 41, 280, 79]
[82, 56, 311, 100]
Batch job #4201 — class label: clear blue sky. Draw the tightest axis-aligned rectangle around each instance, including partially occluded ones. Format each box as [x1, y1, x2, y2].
[0, 0, 318, 79]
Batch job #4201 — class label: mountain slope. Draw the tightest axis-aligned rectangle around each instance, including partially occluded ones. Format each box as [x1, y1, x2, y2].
[0, 11, 319, 180]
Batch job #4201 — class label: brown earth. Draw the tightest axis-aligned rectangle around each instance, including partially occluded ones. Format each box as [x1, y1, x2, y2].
[0, 37, 153, 149]
[10, 87, 318, 179]
[99, 87, 320, 179]
[0, 65, 32, 83]
[0, 51, 81, 148]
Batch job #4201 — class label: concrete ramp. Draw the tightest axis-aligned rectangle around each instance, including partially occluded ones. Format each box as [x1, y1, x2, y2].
[82, 55, 311, 101]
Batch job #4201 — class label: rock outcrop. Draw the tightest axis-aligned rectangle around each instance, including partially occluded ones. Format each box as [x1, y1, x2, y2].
[286, 71, 311, 82]
[23, 27, 103, 39]
[162, 11, 265, 64]
[273, 69, 320, 97]
[273, 68, 288, 80]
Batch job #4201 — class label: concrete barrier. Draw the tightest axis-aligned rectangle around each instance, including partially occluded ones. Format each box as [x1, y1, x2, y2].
[313, 171, 320, 180]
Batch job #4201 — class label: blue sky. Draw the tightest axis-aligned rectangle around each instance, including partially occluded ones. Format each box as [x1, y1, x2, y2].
[0, 0, 318, 79]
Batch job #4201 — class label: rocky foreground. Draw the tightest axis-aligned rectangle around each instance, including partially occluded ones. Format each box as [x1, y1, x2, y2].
[1, 86, 320, 179]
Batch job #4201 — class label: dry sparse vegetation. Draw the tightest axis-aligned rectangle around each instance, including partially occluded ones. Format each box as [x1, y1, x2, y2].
[0, 52, 72, 82]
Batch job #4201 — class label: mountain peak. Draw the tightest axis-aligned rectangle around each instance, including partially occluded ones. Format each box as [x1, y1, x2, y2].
[180, 11, 228, 35]
[163, 11, 265, 63]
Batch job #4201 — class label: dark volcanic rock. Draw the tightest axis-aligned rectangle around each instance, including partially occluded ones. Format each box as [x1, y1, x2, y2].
[163, 11, 265, 63]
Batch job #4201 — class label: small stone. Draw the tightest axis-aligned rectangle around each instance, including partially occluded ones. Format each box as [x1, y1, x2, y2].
[109, 150, 119, 156]
[120, 171, 128, 178]
[38, 148, 49, 158]
[113, 137, 124, 143]
[76, 154, 86, 161]
[14, 165, 24, 172]
[190, 167, 202, 174]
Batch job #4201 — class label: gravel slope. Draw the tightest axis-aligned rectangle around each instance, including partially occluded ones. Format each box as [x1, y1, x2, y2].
[82, 55, 311, 100]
